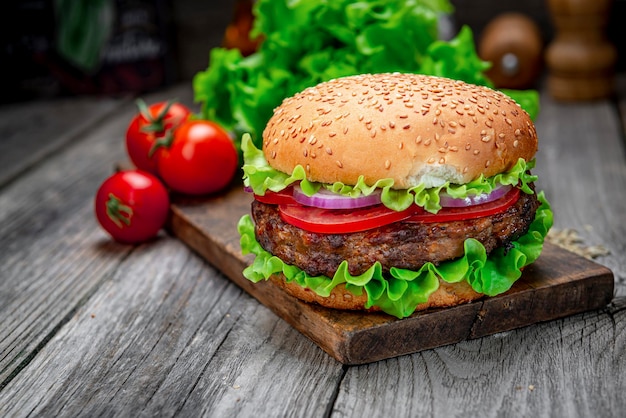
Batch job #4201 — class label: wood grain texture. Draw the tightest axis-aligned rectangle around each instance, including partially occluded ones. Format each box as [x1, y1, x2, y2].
[0, 86, 192, 386]
[0, 96, 121, 188]
[534, 80, 626, 297]
[167, 186, 614, 364]
[1, 76, 625, 417]
[333, 302, 626, 417]
[0, 236, 344, 417]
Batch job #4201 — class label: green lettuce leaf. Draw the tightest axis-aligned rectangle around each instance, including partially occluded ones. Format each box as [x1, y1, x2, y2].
[241, 134, 537, 213]
[238, 192, 553, 318]
[193, 0, 539, 153]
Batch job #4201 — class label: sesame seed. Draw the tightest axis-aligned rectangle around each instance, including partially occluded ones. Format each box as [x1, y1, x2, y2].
[336, 160, 343, 168]
[485, 120, 493, 128]
[271, 151, 277, 159]
[473, 149, 480, 155]
[439, 157, 446, 164]
[328, 132, 336, 137]
[428, 157, 436, 164]
[303, 149, 308, 157]
[481, 135, 492, 142]
[485, 160, 491, 168]
[515, 129, 522, 136]
[513, 140, 519, 148]
[398, 142, 404, 150]
[385, 160, 391, 169]
[403, 124, 411, 130]
[505, 118, 512, 126]
[326, 147, 333, 155]
[416, 135, 422, 144]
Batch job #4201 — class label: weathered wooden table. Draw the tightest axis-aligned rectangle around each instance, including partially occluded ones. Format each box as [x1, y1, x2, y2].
[1, 74, 625, 417]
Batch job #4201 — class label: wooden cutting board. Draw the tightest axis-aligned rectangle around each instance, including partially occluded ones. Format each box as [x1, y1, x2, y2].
[166, 185, 615, 365]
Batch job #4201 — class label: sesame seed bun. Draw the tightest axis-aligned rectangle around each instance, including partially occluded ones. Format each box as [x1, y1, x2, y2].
[270, 274, 484, 312]
[262, 73, 538, 188]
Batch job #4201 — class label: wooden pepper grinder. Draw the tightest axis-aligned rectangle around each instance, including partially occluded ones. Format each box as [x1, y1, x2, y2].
[545, 0, 617, 101]
[479, 13, 544, 90]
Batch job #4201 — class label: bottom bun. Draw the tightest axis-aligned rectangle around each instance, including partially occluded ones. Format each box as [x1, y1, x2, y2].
[270, 274, 484, 313]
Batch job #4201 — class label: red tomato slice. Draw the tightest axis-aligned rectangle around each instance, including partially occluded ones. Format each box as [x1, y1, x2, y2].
[279, 204, 418, 234]
[253, 187, 296, 205]
[278, 188, 521, 234]
[406, 187, 520, 223]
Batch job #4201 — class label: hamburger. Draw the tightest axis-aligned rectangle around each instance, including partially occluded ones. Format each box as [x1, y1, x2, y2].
[238, 73, 553, 319]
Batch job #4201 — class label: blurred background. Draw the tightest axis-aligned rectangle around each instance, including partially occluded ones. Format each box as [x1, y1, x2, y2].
[2, 0, 624, 104]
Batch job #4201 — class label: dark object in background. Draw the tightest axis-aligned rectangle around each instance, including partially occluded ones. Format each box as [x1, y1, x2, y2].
[478, 13, 544, 90]
[545, 0, 617, 101]
[2, 0, 177, 104]
[222, 0, 261, 56]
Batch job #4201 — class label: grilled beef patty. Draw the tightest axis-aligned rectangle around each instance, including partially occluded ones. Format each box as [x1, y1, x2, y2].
[251, 186, 540, 278]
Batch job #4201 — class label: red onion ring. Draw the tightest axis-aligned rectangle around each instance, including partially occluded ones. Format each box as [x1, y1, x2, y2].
[439, 184, 512, 207]
[293, 185, 382, 209]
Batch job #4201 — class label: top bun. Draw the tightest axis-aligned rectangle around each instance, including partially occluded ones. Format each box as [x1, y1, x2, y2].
[262, 73, 538, 188]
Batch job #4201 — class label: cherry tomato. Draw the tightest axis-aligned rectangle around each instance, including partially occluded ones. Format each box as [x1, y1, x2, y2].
[277, 188, 521, 234]
[95, 170, 170, 243]
[157, 120, 238, 195]
[125, 99, 191, 174]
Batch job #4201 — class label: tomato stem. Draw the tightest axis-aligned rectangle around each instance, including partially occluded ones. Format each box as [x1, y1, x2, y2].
[148, 129, 175, 157]
[106, 193, 133, 228]
[136, 98, 178, 134]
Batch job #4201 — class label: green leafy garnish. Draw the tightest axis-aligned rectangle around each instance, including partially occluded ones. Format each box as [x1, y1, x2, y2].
[241, 134, 537, 213]
[238, 192, 553, 319]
